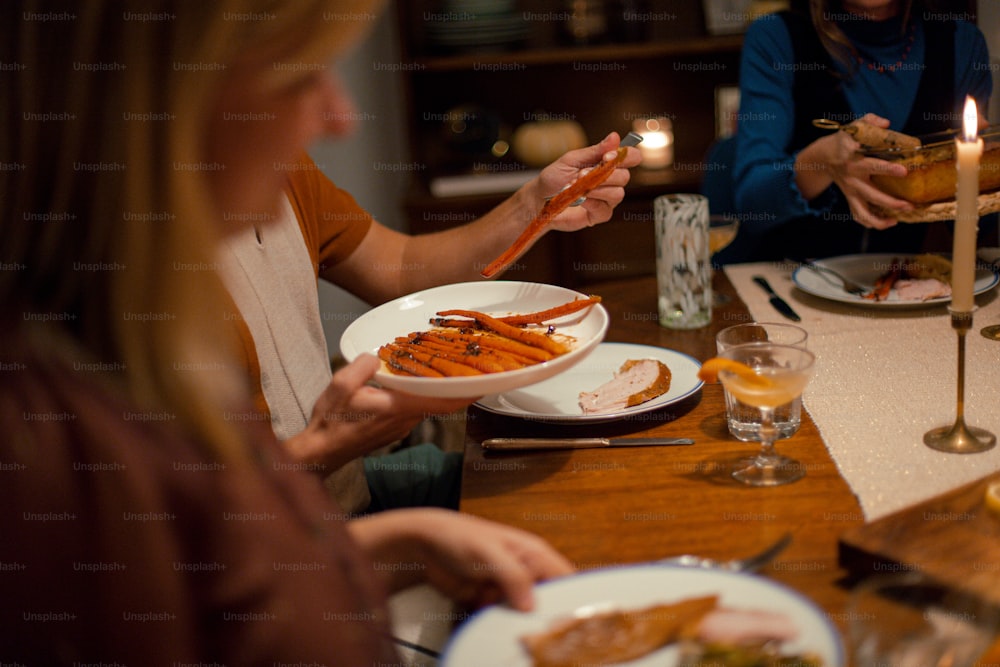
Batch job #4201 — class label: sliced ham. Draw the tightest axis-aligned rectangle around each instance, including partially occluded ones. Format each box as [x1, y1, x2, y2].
[894, 278, 951, 301]
[578, 358, 671, 415]
[695, 607, 799, 645]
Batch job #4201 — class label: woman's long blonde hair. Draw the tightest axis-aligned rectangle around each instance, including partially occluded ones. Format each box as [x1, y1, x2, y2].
[1, 0, 378, 460]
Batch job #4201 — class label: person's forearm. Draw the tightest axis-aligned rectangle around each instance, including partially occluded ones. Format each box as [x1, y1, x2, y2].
[400, 182, 541, 288]
[282, 429, 357, 473]
[793, 140, 834, 201]
[347, 510, 434, 593]
[325, 181, 543, 305]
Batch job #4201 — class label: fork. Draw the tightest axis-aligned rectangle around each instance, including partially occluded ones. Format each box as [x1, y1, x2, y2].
[544, 131, 644, 207]
[794, 259, 870, 296]
[659, 532, 792, 572]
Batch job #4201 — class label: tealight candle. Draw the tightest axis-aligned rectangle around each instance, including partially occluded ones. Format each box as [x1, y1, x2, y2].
[633, 117, 673, 169]
[953, 96, 982, 312]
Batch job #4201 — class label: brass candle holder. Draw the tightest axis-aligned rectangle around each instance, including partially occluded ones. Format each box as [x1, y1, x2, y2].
[924, 308, 996, 453]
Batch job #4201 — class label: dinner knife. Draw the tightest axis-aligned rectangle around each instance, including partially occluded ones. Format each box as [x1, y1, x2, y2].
[481, 437, 695, 450]
[752, 276, 801, 322]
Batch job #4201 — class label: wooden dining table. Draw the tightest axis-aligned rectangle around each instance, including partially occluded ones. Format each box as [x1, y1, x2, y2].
[458, 270, 867, 650]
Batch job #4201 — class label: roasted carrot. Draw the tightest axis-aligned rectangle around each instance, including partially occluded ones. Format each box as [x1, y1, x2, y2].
[377, 346, 443, 377]
[499, 295, 601, 325]
[863, 259, 902, 301]
[435, 309, 569, 355]
[428, 318, 481, 329]
[417, 330, 545, 368]
[481, 148, 628, 278]
[385, 343, 483, 377]
[431, 296, 601, 328]
[400, 336, 509, 373]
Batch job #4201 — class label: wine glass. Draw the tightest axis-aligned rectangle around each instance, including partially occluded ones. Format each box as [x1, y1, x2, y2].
[716, 342, 815, 486]
[849, 573, 1000, 667]
[709, 215, 739, 305]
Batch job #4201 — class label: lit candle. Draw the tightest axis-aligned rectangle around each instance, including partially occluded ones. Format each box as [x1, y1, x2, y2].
[953, 96, 982, 312]
[633, 117, 673, 169]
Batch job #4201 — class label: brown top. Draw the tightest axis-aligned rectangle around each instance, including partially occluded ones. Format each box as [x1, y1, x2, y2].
[0, 327, 397, 665]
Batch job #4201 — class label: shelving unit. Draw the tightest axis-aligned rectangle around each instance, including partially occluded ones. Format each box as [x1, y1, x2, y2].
[394, 1, 744, 286]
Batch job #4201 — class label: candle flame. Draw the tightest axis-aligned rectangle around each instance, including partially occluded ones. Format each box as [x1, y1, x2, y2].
[963, 96, 978, 142]
[640, 131, 670, 149]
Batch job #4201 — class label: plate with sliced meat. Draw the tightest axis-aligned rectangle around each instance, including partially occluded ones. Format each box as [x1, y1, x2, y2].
[439, 565, 844, 667]
[474, 342, 703, 423]
[339, 281, 608, 398]
[792, 253, 998, 307]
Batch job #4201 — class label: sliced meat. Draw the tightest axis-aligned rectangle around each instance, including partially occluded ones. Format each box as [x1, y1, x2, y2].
[578, 358, 671, 415]
[695, 607, 799, 645]
[521, 595, 718, 667]
[894, 278, 951, 301]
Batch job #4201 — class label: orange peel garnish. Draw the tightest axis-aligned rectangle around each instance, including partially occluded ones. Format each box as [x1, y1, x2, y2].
[698, 357, 773, 387]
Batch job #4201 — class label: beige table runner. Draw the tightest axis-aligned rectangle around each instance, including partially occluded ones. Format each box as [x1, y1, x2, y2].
[725, 262, 1000, 521]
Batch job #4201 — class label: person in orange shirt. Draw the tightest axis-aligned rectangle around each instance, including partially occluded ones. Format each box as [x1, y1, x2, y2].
[218, 92, 637, 515]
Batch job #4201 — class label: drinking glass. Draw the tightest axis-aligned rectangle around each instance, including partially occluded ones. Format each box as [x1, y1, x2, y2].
[654, 193, 711, 329]
[716, 342, 814, 486]
[716, 323, 808, 442]
[849, 573, 1000, 667]
[709, 215, 739, 306]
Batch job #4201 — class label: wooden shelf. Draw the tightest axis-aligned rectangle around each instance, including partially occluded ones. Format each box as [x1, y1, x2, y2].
[394, 0, 740, 285]
[414, 34, 744, 71]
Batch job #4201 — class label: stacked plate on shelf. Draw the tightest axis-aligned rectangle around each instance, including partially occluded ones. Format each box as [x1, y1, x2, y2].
[423, 0, 531, 52]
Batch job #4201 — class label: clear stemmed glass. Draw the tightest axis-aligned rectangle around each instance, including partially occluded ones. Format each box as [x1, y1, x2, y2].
[849, 573, 1000, 667]
[716, 323, 808, 442]
[709, 215, 739, 305]
[716, 342, 815, 486]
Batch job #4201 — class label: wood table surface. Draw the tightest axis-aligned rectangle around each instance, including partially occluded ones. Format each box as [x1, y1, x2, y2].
[458, 271, 867, 644]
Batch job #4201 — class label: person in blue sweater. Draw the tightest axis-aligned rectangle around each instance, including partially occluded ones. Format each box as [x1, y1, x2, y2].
[725, 0, 992, 262]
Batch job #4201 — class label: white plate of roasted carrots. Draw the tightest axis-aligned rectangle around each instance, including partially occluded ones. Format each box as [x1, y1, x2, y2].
[339, 281, 609, 398]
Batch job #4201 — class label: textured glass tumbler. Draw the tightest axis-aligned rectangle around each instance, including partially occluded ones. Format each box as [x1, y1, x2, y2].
[654, 193, 711, 329]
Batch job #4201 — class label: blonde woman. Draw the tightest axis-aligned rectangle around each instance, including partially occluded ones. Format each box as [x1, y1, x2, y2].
[0, 1, 573, 663]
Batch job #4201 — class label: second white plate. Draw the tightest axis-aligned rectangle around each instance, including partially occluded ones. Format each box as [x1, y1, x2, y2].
[440, 565, 845, 667]
[475, 342, 703, 423]
[792, 253, 998, 307]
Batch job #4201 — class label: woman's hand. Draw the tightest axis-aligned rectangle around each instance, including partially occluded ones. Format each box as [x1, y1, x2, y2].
[534, 132, 642, 232]
[796, 113, 913, 229]
[350, 508, 575, 611]
[282, 354, 474, 471]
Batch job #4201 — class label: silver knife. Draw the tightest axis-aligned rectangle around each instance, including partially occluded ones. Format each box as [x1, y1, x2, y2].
[482, 437, 694, 450]
[752, 276, 801, 322]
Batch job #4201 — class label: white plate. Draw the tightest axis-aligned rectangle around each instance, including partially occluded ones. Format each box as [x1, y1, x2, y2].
[440, 565, 845, 667]
[475, 342, 703, 423]
[792, 253, 999, 307]
[339, 281, 608, 398]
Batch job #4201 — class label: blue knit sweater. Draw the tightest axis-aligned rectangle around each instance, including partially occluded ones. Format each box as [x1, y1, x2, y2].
[733, 12, 992, 235]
